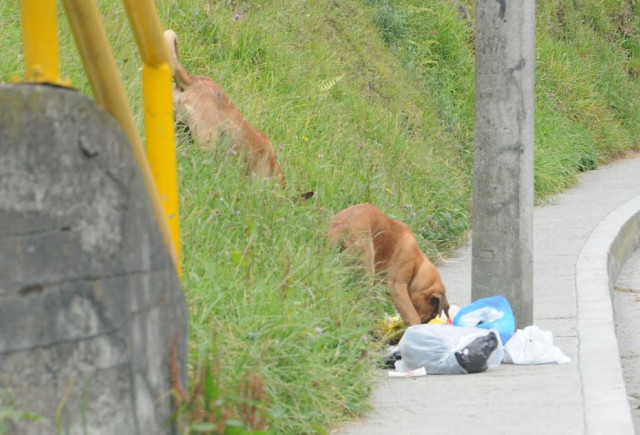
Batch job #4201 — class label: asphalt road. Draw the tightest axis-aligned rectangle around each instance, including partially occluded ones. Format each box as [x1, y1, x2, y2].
[614, 246, 640, 433]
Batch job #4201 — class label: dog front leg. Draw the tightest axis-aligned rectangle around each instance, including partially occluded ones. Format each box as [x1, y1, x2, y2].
[388, 279, 421, 325]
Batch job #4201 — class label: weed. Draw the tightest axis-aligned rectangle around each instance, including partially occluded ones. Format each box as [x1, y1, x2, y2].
[0, 390, 41, 434]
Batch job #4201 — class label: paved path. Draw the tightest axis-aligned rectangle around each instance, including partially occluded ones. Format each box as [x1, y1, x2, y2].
[336, 155, 640, 435]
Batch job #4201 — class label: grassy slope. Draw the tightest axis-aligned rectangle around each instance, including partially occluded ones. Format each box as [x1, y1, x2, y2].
[1, 0, 638, 433]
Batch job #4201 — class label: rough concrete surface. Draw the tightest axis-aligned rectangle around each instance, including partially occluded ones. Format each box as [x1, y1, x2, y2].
[336, 156, 640, 435]
[614, 247, 640, 433]
[0, 85, 188, 434]
[473, 0, 535, 327]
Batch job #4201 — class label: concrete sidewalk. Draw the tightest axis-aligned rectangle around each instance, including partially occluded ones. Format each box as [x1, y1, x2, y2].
[337, 155, 640, 435]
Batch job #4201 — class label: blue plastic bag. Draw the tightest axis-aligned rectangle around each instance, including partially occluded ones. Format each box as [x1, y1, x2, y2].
[453, 295, 515, 344]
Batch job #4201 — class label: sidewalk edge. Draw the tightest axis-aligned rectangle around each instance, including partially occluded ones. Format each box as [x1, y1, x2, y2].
[576, 194, 640, 435]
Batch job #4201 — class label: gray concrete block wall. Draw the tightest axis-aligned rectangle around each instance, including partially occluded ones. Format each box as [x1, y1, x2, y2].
[0, 85, 188, 434]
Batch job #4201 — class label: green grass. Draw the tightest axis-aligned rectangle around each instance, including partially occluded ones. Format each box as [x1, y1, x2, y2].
[0, 390, 41, 433]
[1, 0, 639, 433]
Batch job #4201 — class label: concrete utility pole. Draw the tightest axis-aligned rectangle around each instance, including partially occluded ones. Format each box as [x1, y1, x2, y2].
[473, 0, 536, 328]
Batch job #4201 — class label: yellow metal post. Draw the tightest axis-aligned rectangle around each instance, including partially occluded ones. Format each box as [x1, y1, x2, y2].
[122, 0, 181, 276]
[121, 0, 172, 68]
[20, 0, 69, 86]
[62, 0, 139, 145]
[62, 0, 179, 274]
[142, 63, 181, 276]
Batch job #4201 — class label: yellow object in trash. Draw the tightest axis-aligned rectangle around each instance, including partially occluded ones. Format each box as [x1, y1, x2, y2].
[428, 312, 452, 325]
[380, 314, 407, 344]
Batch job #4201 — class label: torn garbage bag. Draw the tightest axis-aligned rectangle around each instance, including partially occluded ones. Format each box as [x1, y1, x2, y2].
[453, 295, 516, 344]
[397, 325, 503, 374]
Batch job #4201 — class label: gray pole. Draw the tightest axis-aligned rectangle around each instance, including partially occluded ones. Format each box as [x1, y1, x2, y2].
[473, 0, 535, 328]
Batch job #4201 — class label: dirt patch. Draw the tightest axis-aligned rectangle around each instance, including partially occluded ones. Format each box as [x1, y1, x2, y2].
[616, 149, 640, 162]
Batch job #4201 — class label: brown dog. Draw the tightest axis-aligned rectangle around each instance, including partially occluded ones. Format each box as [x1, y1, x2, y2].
[329, 203, 449, 325]
[163, 29, 285, 186]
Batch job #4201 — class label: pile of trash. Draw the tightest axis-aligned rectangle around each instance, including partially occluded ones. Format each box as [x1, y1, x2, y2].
[383, 295, 571, 377]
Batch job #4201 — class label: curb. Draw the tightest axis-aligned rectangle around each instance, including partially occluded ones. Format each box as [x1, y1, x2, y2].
[576, 194, 640, 435]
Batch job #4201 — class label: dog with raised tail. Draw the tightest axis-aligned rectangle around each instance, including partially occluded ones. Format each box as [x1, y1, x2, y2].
[163, 29, 285, 186]
[329, 203, 450, 326]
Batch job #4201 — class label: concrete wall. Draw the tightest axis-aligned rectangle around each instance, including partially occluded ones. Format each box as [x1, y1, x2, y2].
[608, 200, 640, 287]
[0, 85, 188, 434]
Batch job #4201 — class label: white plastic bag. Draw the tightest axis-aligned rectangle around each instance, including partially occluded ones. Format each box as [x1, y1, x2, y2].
[397, 325, 504, 374]
[502, 325, 571, 364]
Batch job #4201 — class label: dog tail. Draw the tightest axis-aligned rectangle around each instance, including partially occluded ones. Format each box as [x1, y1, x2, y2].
[163, 29, 194, 89]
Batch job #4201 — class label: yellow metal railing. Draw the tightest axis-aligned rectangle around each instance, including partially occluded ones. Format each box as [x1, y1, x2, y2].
[19, 0, 181, 276]
[122, 0, 181, 277]
[20, 0, 70, 86]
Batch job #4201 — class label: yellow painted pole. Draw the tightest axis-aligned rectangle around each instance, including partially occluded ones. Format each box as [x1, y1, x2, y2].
[20, 0, 70, 86]
[142, 63, 181, 276]
[62, 0, 139, 145]
[62, 0, 179, 274]
[122, 0, 181, 276]
[121, 0, 171, 67]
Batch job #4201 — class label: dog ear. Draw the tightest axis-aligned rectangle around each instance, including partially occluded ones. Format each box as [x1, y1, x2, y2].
[431, 293, 450, 319]
[291, 191, 315, 202]
[300, 191, 315, 200]
[430, 295, 441, 316]
[167, 29, 180, 59]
